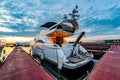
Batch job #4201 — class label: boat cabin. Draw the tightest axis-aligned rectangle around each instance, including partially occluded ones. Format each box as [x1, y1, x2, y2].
[39, 19, 78, 46]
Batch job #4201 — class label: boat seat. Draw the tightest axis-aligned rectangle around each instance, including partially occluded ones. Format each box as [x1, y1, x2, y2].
[67, 56, 84, 64]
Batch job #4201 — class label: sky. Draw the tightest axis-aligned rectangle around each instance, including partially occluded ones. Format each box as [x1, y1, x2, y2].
[0, 0, 120, 42]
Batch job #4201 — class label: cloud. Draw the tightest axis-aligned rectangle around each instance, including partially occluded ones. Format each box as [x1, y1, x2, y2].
[22, 17, 39, 27]
[0, 26, 18, 32]
[78, 3, 120, 36]
[75, 27, 94, 36]
[81, 27, 94, 33]
[0, 1, 6, 6]
[0, 0, 120, 38]
[81, 34, 120, 42]
[116, 27, 120, 30]
[0, 7, 22, 26]
[65, 34, 120, 42]
[24, 29, 37, 32]
[0, 36, 34, 43]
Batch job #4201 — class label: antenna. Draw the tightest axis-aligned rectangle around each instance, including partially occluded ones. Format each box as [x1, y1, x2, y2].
[75, 3, 78, 9]
[62, 14, 68, 20]
[69, 4, 80, 21]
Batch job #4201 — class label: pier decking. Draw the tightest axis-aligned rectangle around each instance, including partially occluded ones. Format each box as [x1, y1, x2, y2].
[87, 44, 120, 80]
[0, 47, 55, 80]
[81, 43, 112, 59]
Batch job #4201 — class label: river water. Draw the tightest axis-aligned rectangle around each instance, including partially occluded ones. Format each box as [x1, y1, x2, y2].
[41, 59, 98, 80]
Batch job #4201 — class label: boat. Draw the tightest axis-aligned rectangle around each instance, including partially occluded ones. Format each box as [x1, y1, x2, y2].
[32, 5, 93, 70]
[16, 42, 30, 47]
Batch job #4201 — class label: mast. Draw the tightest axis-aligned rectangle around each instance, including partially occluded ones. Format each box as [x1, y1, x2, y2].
[69, 4, 80, 21]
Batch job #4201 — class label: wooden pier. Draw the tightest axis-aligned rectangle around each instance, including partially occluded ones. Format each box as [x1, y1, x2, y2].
[87, 44, 120, 80]
[81, 43, 112, 59]
[0, 47, 55, 80]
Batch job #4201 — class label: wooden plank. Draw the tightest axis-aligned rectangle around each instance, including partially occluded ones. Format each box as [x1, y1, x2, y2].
[0, 47, 55, 80]
[87, 44, 120, 80]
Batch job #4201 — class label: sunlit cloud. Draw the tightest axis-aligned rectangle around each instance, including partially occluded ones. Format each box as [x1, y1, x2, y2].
[0, 26, 18, 32]
[65, 34, 120, 42]
[81, 34, 120, 42]
[0, 36, 33, 43]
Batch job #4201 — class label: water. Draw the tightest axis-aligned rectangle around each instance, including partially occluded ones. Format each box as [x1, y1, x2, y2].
[41, 59, 98, 80]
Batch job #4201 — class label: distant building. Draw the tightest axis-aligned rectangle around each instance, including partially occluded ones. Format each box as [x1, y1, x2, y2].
[104, 39, 120, 43]
[0, 39, 6, 46]
[16, 42, 30, 47]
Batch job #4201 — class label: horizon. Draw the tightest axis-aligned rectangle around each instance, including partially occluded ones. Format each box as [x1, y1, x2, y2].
[0, 34, 120, 43]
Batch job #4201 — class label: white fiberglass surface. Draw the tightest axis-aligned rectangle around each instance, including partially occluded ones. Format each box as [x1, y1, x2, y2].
[62, 44, 88, 57]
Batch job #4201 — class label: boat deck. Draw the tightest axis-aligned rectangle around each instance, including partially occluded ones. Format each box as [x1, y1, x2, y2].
[0, 47, 55, 80]
[87, 44, 120, 80]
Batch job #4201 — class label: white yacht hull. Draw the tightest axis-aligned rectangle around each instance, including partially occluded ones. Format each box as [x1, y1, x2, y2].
[32, 43, 93, 70]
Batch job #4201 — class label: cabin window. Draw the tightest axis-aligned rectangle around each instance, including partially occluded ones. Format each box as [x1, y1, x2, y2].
[50, 37, 63, 46]
[56, 37, 63, 45]
[36, 40, 44, 43]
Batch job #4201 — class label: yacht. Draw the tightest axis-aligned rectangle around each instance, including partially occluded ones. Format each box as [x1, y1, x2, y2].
[32, 5, 93, 70]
